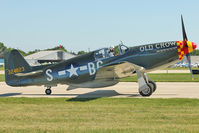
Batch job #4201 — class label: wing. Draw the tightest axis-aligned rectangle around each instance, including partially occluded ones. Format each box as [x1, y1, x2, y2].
[95, 62, 140, 80]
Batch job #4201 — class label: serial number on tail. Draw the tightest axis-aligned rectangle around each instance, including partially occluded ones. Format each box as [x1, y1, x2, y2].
[8, 67, 25, 75]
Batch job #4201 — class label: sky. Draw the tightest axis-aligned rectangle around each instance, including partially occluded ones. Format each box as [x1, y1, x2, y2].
[0, 0, 199, 53]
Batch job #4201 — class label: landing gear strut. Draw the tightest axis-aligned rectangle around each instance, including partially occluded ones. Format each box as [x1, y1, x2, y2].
[136, 69, 156, 97]
[45, 86, 52, 95]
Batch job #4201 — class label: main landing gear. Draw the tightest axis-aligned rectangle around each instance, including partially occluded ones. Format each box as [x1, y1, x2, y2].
[45, 86, 52, 95]
[136, 69, 156, 97]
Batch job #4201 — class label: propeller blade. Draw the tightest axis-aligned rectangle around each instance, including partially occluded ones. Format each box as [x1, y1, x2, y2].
[186, 53, 194, 80]
[181, 15, 193, 79]
[181, 15, 188, 42]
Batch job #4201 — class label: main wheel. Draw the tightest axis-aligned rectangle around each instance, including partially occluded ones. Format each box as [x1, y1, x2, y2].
[139, 85, 153, 97]
[148, 80, 157, 92]
[45, 89, 52, 95]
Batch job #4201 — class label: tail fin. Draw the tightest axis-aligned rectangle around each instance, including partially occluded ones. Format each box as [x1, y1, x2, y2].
[4, 49, 31, 86]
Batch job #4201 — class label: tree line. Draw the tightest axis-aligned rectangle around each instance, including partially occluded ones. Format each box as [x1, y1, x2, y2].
[0, 42, 88, 58]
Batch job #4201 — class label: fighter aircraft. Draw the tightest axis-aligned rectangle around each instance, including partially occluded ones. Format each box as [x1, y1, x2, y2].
[4, 16, 197, 97]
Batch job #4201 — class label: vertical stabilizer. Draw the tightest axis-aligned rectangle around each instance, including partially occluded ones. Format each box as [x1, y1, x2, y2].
[4, 49, 31, 86]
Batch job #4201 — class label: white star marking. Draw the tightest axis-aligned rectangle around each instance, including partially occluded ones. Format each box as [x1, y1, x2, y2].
[66, 64, 79, 77]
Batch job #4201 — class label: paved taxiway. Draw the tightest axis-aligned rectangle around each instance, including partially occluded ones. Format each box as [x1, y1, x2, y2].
[0, 82, 198, 98]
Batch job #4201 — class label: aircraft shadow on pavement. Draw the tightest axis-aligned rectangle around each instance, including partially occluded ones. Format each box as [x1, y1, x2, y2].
[21, 90, 123, 101]
[66, 90, 140, 102]
[8, 90, 140, 101]
[0, 93, 22, 97]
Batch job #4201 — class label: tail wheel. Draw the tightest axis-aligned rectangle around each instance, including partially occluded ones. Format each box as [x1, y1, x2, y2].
[139, 85, 153, 97]
[148, 80, 157, 92]
[45, 88, 52, 95]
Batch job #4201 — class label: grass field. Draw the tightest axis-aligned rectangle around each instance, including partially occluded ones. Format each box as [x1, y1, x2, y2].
[0, 74, 4, 82]
[0, 98, 198, 133]
[120, 73, 199, 82]
[0, 66, 3, 71]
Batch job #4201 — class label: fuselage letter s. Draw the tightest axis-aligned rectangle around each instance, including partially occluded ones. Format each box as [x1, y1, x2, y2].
[46, 69, 53, 81]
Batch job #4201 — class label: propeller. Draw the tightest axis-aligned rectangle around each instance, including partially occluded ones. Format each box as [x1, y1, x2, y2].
[181, 15, 194, 80]
[186, 53, 194, 79]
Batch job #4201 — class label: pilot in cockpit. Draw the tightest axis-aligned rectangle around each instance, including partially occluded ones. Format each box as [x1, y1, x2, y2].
[108, 46, 115, 57]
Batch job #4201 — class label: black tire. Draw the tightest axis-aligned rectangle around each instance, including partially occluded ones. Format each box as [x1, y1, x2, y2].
[139, 85, 153, 97]
[45, 89, 52, 95]
[148, 80, 157, 92]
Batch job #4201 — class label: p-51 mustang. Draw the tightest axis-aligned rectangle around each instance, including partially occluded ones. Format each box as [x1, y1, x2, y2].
[4, 16, 197, 97]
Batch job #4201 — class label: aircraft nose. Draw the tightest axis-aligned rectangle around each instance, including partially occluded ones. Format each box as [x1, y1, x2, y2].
[192, 42, 197, 50]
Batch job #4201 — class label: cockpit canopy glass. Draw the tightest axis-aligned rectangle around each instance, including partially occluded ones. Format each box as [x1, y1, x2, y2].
[94, 44, 129, 60]
[119, 44, 129, 55]
[94, 48, 112, 60]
